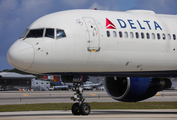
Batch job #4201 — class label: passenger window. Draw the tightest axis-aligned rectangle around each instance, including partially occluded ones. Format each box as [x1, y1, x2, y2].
[130, 32, 134, 38]
[141, 33, 144, 39]
[136, 32, 139, 38]
[173, 34, 176, 40]
[167, 34, 171, 40]
[56, 29, 66, 39]
[124, 32, 128, 38]
[113, 31, 117, 38]
[152, 33, 155, 39]
[45, 28, 54, 39]
[119, 31, 122, 38]
[146, 33, 150, 39]
[157, 33, 160, 40]
[162, 34, 165, 40]
[107, 31, 110, 37]
[26, 29, 44, 38]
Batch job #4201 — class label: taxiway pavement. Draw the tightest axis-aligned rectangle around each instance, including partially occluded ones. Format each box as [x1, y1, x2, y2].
[0, 90, 177, 105]
[0, 91, 177, 120]
[0, 109, 177, 120]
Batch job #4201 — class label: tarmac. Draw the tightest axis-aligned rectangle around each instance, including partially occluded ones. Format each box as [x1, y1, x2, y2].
[0, 90, 177, 105]
[0, 90, 176, 120]
[0, 109, 177, 120]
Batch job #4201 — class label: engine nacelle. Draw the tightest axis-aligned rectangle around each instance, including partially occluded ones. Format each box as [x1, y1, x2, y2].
[104, 77, 172, 102]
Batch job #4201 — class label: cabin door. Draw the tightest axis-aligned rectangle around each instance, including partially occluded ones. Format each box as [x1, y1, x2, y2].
[83, 17, 100, 52]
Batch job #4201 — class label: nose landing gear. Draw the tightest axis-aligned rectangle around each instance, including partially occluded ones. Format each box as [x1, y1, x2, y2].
[71, 76, 91, 115]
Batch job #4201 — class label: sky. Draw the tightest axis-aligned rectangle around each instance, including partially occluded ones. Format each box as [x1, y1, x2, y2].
[0, 0, 177, 71]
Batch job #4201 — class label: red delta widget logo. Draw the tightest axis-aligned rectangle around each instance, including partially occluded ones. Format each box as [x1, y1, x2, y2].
[106, 18, 116, 29]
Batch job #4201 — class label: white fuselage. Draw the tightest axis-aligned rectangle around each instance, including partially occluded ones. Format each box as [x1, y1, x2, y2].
[7, 9, 177, 75]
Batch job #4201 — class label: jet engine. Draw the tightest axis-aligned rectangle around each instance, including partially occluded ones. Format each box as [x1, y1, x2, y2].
[104, 77, 172, 102]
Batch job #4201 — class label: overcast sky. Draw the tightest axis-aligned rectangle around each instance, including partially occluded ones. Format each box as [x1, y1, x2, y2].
[0, 0, 177, 71]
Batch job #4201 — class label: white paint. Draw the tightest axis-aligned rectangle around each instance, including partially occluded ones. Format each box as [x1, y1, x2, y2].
[7, 9, 177, 75]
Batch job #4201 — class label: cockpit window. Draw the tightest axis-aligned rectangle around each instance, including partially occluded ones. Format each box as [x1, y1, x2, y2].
[26, 29, 44, 38]
[45, 28, 54, 39]
[56, 29, 66, 39]
[20, 29, 29, 39]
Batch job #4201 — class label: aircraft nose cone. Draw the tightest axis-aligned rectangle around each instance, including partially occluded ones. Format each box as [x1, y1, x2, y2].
[7, 40, 34, 71]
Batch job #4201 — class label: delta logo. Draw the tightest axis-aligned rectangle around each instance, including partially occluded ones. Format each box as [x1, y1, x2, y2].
[106, 18, 116, 29]
[106, 18, 162, 30]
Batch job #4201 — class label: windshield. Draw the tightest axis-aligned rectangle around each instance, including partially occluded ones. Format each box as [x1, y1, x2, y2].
[45, 28, 54, 39]
[19, 29, 29, 39]
[26, 29, 44, 38]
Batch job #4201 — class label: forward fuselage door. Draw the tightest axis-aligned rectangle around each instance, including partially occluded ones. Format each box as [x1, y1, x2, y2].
[83, 17, 100, 52]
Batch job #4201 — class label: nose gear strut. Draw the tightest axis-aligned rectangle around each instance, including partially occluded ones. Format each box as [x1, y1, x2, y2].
[71, 75, 91, 115]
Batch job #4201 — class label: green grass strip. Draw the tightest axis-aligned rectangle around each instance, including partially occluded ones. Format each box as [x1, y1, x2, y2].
[0, 102, 177, 112]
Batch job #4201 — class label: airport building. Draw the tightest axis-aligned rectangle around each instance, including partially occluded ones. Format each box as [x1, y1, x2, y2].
[0, 72, 36, 89]
[0, 72, 51, 91]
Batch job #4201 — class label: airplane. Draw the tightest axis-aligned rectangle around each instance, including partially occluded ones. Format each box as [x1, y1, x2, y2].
[83, 80, 103, 90]
[52, 76, 64, 85]
[7, 9, 177, 115]
[50, 76, 69, 90]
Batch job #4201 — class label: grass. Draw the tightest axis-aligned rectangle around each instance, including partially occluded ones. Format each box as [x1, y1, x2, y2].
[0, 102, 176, 112]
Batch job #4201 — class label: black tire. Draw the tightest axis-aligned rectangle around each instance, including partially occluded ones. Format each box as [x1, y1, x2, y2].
[79, 103, 91, 115]
[72, 103, 80, 115]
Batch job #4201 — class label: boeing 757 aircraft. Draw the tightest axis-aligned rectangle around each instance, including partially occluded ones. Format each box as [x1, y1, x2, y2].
[7, 9, 177, 115]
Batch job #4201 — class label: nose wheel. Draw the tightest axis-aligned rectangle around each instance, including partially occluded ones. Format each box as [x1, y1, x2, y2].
[71, 102, 90, 115]
[71, 76, 91, 115]
[71, 103, 80, 115]
[79, 102, 90, 115]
